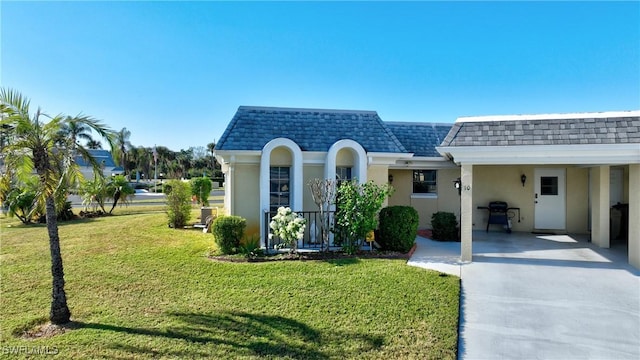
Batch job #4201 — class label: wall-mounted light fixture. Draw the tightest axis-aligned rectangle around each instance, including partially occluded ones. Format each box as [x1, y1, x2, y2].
[521, 174, 527, 187]
[388, 174, 394, 184]
[453, 177, 461, 196]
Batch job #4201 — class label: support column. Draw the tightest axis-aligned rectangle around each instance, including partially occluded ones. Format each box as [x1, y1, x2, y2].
[629, 164, 640, 269]
[461, 164, 473, 262]
[222, 160, 234, 216]
[591, 166, 610, 248]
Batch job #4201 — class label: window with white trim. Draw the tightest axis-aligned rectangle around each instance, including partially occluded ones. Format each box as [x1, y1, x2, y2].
[413, 170, 437, 194]
[336, 166, 352, 183]
[270, 167, 290, 212]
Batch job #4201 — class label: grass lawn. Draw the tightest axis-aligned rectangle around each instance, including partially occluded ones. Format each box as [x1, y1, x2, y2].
[0, 207, 459, 359]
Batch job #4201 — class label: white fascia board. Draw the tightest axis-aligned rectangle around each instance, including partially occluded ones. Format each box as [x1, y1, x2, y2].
[367, 152, 414, 165]
[214, 150, 261, 164]
[389, 156, 458, 170]
[437, 144, 640, 165]
[456, 110, 640, 123]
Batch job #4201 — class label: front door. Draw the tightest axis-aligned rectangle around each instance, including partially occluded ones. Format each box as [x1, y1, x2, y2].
[534, 168, 566, 230]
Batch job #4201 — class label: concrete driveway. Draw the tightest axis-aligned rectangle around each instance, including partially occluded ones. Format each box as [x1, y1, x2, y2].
[408, 231, 640, 360]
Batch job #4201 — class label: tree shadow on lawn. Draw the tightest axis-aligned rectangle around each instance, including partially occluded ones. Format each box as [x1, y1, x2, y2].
[1, 217, 98, 229]
[324, 258, 360, 266]
[57, 217, 99, 227]
[77, 310, 384, 359]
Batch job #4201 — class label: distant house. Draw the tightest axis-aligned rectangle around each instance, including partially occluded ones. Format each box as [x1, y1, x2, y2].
[216, 107, 640, 269]
[75, 149, 123, 180]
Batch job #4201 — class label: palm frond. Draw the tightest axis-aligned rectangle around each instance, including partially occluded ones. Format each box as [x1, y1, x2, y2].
[0, 88, 30, 119]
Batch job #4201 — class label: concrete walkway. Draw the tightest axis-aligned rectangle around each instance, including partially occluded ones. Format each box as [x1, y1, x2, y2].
[408, 232, 640, 360]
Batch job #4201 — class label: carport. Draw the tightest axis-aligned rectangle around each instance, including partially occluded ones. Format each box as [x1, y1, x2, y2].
[436, 111, 640, 269]
[408, 232, 640, 359]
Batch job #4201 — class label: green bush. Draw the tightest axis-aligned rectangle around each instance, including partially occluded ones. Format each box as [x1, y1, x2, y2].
[190, 177, 212, 207]
[212, 215, 246, 254]
[431, 212, 458, 241]
[165, 180, 192, 228]
[377, 206, 419, 252]
[239, 234, 263, 259]
[5, 186, 37, 224]
[335, 180, 393, 254]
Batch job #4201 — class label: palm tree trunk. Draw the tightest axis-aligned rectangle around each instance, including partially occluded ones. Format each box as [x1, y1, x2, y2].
[45, 195, 71, 324]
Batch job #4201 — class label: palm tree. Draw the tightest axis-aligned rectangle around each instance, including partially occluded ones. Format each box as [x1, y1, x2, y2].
[86, 139, 102, 149]
[176, 149, 193, 179]
[58, 117, 95, 149]
[0, 88, 113, 324]
[154, 145, 172, 177]
[207, 141, 216, 174]
[112, 127, 132, 176]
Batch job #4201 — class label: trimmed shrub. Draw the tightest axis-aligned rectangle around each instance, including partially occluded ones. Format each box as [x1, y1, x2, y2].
[190, 177, 212, 207]
[165, 180, 192, 228]
[212, 215, 246, 254]
[431, 212, 458, 241]
[377, 206, 419, 252]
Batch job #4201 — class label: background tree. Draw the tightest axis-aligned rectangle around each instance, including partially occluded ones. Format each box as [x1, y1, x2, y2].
[176, 148, 193, 179]
[134, 146, 153, 180]
[0, 88, 113, 324]
[207, 142, 216, 174]
[189, 146, 209, 178]
[58, 116, 95, 150]
[308, 178, 337, 251]
[191, 176, 212, 207]
[85, 139, 102, 149]
[112, 127, 132, 176]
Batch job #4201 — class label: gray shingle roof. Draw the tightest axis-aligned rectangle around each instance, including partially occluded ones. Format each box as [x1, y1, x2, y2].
[216, 106, 408, 153]
[385, 122, 452, 157]
[441, 116, 640, 146]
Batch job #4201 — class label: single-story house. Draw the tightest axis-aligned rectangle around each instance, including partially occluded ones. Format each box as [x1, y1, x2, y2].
[215, 106, 640, 268]
[75, 149, 123, 180]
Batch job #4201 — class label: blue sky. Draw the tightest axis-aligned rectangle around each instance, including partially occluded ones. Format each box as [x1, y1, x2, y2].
[2, 1, 639, 151]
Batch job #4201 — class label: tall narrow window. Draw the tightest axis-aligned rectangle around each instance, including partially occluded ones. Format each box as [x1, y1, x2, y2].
[270, 167, 290, 212]
[336, 166, 352, 183]
[413, 170, 437, 194]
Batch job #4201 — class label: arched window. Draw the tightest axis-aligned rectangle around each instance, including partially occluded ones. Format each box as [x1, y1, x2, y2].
[325, 139, 367, 183]
[259, 138, 303, 245]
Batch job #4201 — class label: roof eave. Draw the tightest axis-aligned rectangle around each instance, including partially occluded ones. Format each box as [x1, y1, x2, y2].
[436, 144, 640, 165]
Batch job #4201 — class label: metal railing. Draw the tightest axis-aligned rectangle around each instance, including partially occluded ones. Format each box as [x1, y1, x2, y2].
[264, 210, 343, 251]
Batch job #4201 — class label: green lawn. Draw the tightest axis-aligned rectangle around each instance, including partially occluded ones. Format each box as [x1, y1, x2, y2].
[0, 208, 459, 359]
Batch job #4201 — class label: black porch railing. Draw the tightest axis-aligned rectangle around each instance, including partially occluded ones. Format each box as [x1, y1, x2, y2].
[264, 210, 342, 251]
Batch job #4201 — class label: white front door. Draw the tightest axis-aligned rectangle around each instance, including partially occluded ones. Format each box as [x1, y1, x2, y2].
[534, 168, 566, 230]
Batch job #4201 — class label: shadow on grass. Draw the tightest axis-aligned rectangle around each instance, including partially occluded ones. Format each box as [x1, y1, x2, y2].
[76, 310, 384, 358]
[324, 258, 360, 266]
[0, 217, 97, 228]
[57, 217, 99, 227]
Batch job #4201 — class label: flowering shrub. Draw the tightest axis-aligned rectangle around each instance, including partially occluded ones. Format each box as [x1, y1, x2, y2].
[269, 207, 306, 252]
